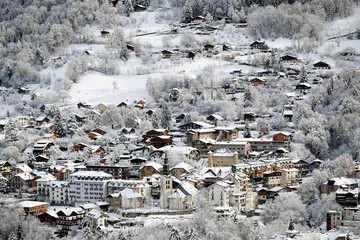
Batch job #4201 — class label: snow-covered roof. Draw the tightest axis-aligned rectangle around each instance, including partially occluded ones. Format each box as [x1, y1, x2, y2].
[120, 188, 143, 199]
[171, 162, 194, 172]
[15, 164, 32, 173]
[325, 177, 358, 186]
[70, 171, 112, 178]
[160, 146, 198, 155]
[140, 161, 163, 172]
[87, 209, 107, 219]
[208, 114, 224, 120]
[80, 203, 96, 209]
[15, 173, 34, 180]
[50, 181, 69, 188]
[19, 201, 48, 208]
[36, 173, 56, 182]
[33, 140, 53, 150]
[192, 121, 215, 128]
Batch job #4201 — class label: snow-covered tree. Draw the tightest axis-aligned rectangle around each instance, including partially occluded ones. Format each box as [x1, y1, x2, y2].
[67, 113, 79, 137]
[243, 122, 251, 138]
[160, 102, 171, 130]
[53, 108, 65, 137]
[5, 119, 18, 142]
[152, 113, 160, 129]
[299, 66, 308, 83]
[125, 0, 133, 17]
[184, 0, 193, 23]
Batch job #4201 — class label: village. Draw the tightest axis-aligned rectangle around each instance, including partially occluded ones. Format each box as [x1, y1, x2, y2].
[1, 0, 360, 239]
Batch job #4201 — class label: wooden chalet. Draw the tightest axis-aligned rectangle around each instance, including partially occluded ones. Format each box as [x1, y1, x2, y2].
[280, 55, 299, 63]
[162, 50, 174, 59]
[313, 61, 330, 69]
[142, 129, 169, 143]
[73, 143, 88, 152]
[204, 44, 215, 51]
[250, 41, 268, 50]
[101, 30, 110, 37]
[133, 5, 146, 12]
[250, 77, 266, 86]
[193, 16, 206, 22]
[126, 44, 135, 51]
[244, 112, 256, 122]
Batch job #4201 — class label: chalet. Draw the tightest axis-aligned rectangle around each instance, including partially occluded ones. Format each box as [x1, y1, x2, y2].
[223, 44, 230, 51]
[280, 55, 299, 63]
[0, 161, 11, 176]
[39, 208, 84, 230]
[143, 129, 169, 143]
[244, 112, 256, 122]
[126, 44, 135, 51]
[10, 173, 34, 191]
[336, 188, 359, 207]
[43, 134, 58, 140]
[133, 5, 146, 12]
[169, 88, 182, 102]
[35, 155, 50, 162]
[94, 103, 107, 113]
[322, 177, 358, 194]
[36, 116, 50, 126]
[73, 143, 88, 152]
[309, 159, 322, 172]
[175, 113, 186, 123]
[105, 188, 144, 211]
[170, 162, 195, 179]
[193, 16, 206, 22]
[250, 77, 265, 86]
[87, 110, 101, 121]
[18, 87, 30, 94]
[207, 114, 224, 125]
[52, 57, 62, 62]
[129, 157, 147, 168]
[188, 51, 195, 60]
[295, 83, 311, 93]
[33, 140, 55, 156]
[145, 109, 154, 116]
[77, 102, 91, 109]
[192, 138, 215, 155]
[267, 148, 289, 159]
[137, 99, 146, 105]
[0, 119, 8, 133]
[313, 61, 331, 69]
[87, 209, 108, 231]
[117, 101, 130, 108]
[121, 127, 135, 135]
[147, 135, 173, 148]
[118, 134, 138, 145]
[92, 128, 107, 135]
[292, 159, 309, 176]
[91, 146, 105, 155]
[250, 41, 268, 50]
[155, 145, 200, 160]
[101, 30, 110, 37]
[139, 161, 163, 179]
[88, 131, 101, 140]
[179, 121, 214, 132]
[162, 50, 174, 58]
[204, 44, 215, 51]
[237, 24, 248, 28]
[85, 50, 95, 55]
[73, 113, 86, 124]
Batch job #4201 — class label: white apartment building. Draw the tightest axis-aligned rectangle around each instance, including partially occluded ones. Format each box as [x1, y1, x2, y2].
[69, 171, 113, 205]
[49, 181, 70, 205]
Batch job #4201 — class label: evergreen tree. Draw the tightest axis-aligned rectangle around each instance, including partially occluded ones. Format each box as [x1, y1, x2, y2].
[244, 89, 252, 102]
[184, 228, 199, 240]
[67, 113, 79, 137]
[243, 123, 252, 138]
[152, 113, 159, 129]
[125, 0, 133, 17]
[185, 0, 193, 23]
[169, 226, 181, 240]
[160, 102, 171, 130]
[53, 108, 65, 137]
[5, 119, 18, 142]
[299, 66, 308, 83]
[193, 0, 202, 17]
